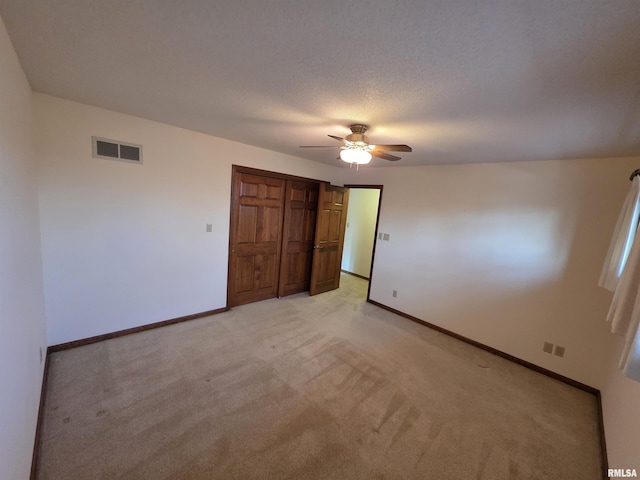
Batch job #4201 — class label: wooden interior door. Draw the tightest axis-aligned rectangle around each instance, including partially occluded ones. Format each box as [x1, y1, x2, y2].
[310, 183, 349, 296]
[228, 172, 285, 306]
[278, 180, 319, 297]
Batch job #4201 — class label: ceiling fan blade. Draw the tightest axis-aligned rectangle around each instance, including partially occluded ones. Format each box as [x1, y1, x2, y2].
[374, 144, 412, 152]
[328, 135, 344, 142]
[299, 145, 341, 148]
[372, 150, 401, 161]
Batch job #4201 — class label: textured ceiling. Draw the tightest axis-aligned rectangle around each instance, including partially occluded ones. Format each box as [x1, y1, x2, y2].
[2, 0, 640, 167]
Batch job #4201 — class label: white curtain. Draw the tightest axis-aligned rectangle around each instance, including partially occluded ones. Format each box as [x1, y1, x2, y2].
[598, 176, 640, 292]
[601, 176, 640, 381]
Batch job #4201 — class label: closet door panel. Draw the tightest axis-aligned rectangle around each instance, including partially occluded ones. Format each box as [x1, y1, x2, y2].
[279, 180, 319, 297]
[310, 184, 349, 296]
[229, 172, 285, 306]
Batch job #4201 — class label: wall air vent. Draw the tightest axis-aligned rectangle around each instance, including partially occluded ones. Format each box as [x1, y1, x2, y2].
[92, 137, 143, 164]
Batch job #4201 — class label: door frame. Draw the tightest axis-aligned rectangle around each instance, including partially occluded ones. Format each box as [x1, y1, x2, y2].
[343, 184, 383, 302]
[231, 165, 325, 185]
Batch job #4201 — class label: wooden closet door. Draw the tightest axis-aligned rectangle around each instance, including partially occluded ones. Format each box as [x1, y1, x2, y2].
[228, 172, 285, 306]
[310, 184, 349, 296]
[278, 180, 319, 297]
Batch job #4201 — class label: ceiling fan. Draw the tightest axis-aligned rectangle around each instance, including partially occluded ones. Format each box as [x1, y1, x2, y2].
[299, 124, 412, 166]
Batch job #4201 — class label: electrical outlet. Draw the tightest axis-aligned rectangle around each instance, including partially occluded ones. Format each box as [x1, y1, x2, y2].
[383, 233, 390, 241]
[206, 224, 212, 232]
[378, 232, 383, 240]
[543, 342, 553, 354]
[392, 290, 398, 298]
[554, 345, 565, 358]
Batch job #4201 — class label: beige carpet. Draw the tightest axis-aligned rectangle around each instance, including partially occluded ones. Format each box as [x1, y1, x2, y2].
[37, 274, 603, 479]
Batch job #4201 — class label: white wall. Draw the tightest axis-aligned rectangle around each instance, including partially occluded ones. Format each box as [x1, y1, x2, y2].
[341, 188, 380, 278]
[345, 158, 640, 388]
[35, 94, 342, 345]
[0, 16, 47, 480]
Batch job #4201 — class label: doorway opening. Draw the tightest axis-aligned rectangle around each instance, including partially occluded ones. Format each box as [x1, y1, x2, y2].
[340, 185, 383, 300]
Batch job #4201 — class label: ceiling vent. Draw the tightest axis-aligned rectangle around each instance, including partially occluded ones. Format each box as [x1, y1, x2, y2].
[92, 137, 142, 164]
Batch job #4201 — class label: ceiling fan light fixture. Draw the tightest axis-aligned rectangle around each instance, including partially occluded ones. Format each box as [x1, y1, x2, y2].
[299, 124, 410, 163]
[340, 148, 372, 165]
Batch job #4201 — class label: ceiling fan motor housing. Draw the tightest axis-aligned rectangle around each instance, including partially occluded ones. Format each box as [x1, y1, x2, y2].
[346, 124, 370, 146]
[349, 124, 369, 134]
[345, 133, 369, 145]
